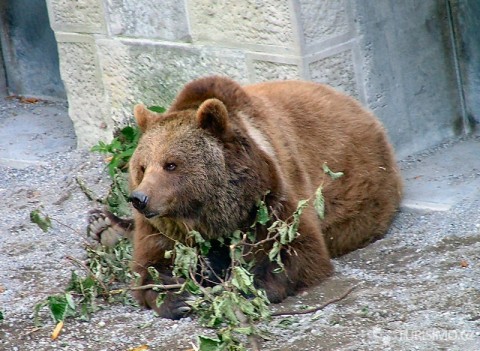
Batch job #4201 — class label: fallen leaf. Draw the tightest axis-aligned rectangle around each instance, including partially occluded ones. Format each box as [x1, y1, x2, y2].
[460, 260, 468, 268]
[30, 209, 52, 232]
[19, 96, 39, 104]
[51, 320, 64, 340]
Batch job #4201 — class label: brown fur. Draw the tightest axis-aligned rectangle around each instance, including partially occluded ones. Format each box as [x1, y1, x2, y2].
[128, 76, 402, 318]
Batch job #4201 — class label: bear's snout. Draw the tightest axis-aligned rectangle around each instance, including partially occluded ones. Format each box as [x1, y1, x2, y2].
[130, 191, 149, 212]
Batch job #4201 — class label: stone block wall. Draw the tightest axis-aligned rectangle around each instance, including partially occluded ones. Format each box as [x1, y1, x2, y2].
[47, 0, 470, 158]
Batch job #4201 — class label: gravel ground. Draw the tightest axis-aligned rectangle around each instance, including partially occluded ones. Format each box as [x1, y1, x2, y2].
[1, 98, 480, 350]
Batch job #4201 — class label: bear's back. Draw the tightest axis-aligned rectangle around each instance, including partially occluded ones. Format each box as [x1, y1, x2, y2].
[243, 80, 402, 255]
[168, 76, 402, 256]
[243, 80, 396, 197]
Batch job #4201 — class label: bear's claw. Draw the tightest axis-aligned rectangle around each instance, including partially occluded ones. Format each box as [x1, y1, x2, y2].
[87, 209, 131, 247]
[142, 289, 195, 320]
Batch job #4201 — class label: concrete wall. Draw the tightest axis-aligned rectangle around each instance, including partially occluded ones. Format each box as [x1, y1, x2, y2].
[354, 1, 463, 157]
[451, 0, 480, 126]
[0, 0, 65, 99]
[0, 45, 7, 97]
[46, 0, 476, 157]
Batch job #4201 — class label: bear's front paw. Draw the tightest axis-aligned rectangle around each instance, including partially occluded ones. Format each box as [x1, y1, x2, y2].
[87, 209, 133, 247]
[254, 275, 289, 304]
[139, 289, 195, 320]
[198, 257, 217, 283]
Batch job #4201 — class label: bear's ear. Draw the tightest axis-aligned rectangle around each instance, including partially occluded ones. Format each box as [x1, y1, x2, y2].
[196, 98, 229, 136]
[134, 104, 163, 132]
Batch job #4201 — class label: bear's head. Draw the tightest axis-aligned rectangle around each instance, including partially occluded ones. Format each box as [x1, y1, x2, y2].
[128, 79, 282, 239]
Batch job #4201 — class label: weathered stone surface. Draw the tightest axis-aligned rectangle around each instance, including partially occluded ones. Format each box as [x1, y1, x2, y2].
[188, 0, 295, 52]
[298, 0, 349, 45]
[47, 0, 106, 33]
[96, 39, 248, 128]
[105, 0, 190, 41]
[56, 35, 111, 147]
[251, 60, 301, 82]
[44, 0, 475, 158]
[309, 49, 358, 98]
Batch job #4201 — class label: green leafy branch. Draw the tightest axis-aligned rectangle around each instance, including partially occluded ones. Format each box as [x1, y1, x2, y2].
[90, 126, 140, 178]
[34, 110, 349, 350]
[34, 239, 137, 336]
[150, 177, 339, 351]
[89, 106, 165, 217]
[149, 163, 344, 350]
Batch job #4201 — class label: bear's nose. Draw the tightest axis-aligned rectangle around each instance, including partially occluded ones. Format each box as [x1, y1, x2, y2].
[130, 191, 149, 211]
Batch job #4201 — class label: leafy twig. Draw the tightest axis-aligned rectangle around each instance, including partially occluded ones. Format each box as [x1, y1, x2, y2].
[30, 208, 52, 232]
[65, 255, 109, 294]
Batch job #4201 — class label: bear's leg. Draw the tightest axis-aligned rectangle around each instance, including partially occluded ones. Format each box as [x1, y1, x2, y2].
[87, 209, 134, 247]
[323, 193, 400, 257]
[131, 219, 193, 319]
[253, 208, 333, 303]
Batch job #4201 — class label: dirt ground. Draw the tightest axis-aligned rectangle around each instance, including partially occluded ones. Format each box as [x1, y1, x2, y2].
[1, 98, 480, 350]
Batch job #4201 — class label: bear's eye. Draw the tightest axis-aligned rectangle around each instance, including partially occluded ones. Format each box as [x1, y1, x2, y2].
[164, 162, 177, 172]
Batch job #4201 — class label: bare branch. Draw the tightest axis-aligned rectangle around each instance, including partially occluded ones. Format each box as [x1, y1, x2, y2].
[75, 176, 103, 203]
[129, 283, 183, 291]
[271, 285, 357, 317]
[49, 217, 90, 245]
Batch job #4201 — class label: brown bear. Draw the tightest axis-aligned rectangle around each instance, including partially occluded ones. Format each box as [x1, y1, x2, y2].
[89, 76, 402, 319]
